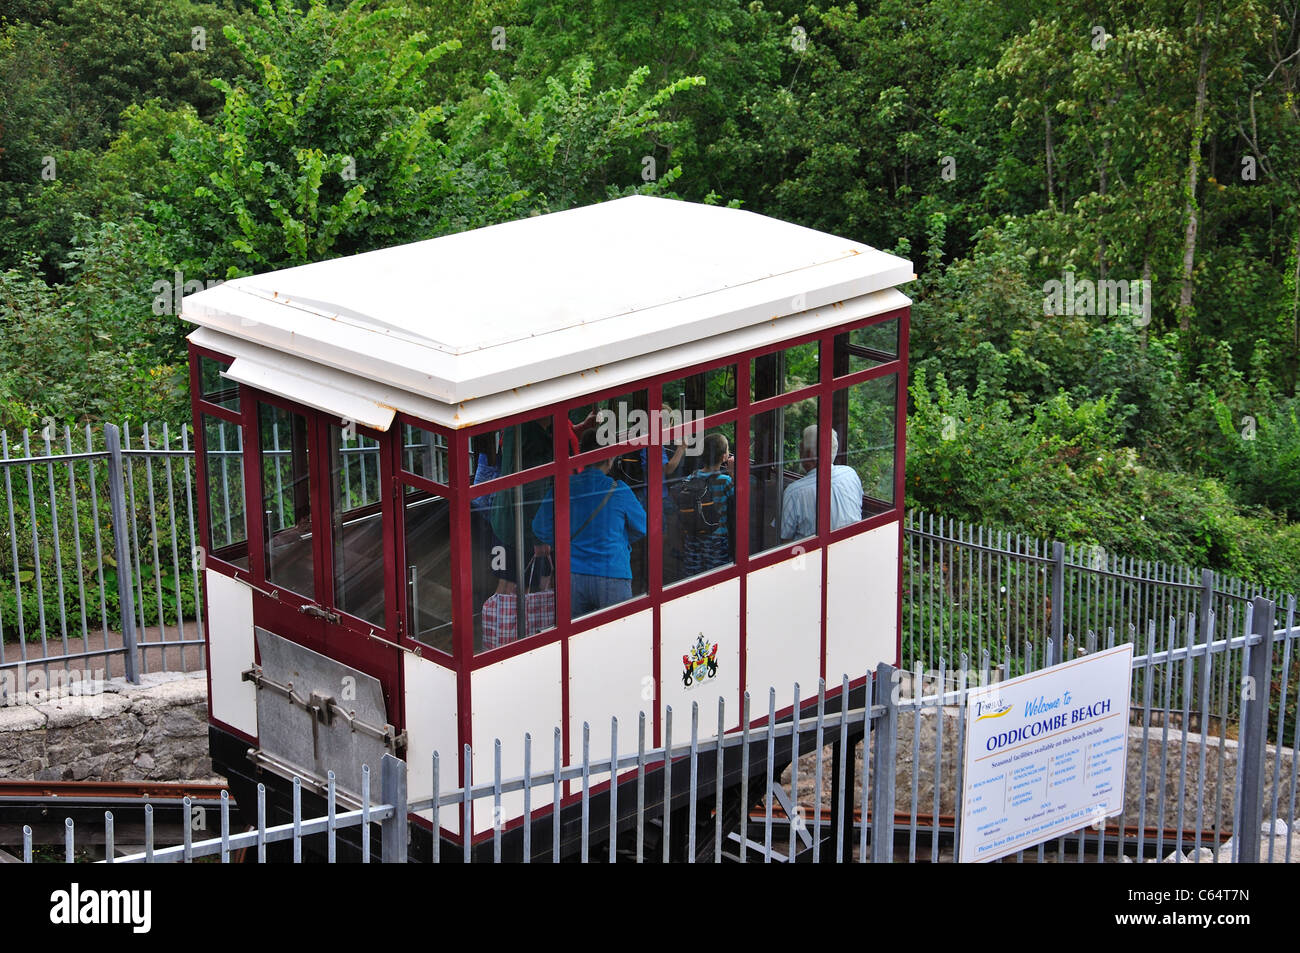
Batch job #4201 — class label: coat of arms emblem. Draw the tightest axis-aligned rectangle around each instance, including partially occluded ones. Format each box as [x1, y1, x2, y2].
[682, 633, 719, 687]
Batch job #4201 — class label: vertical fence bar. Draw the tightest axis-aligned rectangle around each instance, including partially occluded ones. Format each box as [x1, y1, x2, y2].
[788, 683, 800, 863]
[764, 690, 775, 863]
[553, 727, 561, 864]
[182, 424, 203, 664]
[63, 428, 89, 652]
[183, 795, 194, 863]
[871, 663, 897, 864]
[835, 675, 849, 863]
[580, 724, 590, 864]
[141, 424, 167, 668]
[495, 738, 504, 864]
[145, 803, 154, 863]
[326, 771, 336, 864]
[3, 433, 30, 664]
[663, 705, 674, 864]
[687, 703, 699, 863]
[122, 423, 148, 672]
[611, 718, 620, 865]
[381, 753, 408, 864]
[1237, 597, 1275, 863]
[859, 670, 872, 862]
[221, 789, 231, 864]
[466, 745, 475, 864]
[1267, 599, 1294, 864]
[291, 781, 300, 864]
[1051, 541, 1065, 652]
[520, 737, 528, 864]
[931, 659, 944, 864]
[65, 817, 74, 863]
[23, 825, 32, 864]
[813, 680, 825, 864]
[637, 712, 646, 865]
[714, 699, 724, 865]
[23, 432, 50, 668]
[363, 764, 373, 864]
[257, 783, 266, 863]
[739, 693, 751, 864]
[86, 425, 110, 653]
[104, 811, 114, 863]
[104, 425, 139, 683]
[1194, 614, 1214, 861]
[162, 425, 187, 667]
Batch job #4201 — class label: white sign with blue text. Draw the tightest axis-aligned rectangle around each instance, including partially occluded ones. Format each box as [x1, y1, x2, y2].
[958, 643, 1133, 863]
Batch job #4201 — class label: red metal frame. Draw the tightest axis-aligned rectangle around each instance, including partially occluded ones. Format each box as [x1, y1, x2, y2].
[193, 304, 910, 846]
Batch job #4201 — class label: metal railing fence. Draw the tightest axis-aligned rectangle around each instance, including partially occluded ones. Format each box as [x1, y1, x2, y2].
[0, 422, 203, 688]
[17, 597, 1297, 863]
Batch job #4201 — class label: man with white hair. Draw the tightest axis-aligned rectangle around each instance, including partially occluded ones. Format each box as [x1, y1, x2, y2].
[780, 424, 863, 540]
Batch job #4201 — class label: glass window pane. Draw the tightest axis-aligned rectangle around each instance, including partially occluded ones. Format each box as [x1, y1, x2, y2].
[199, 356, 239, 410]
[405, 486, 453, 654]
[751, 341, 818, 402]
[833, 319, 898, 375]
[202, 415, 248, 569]
[834, 374, 897, 520]
[260, 404, 314, 598]
[749, 399, 819, 554]
[534, 452, 647, 621]
[473, 471, 556, 653]
[570, 388, 649, 451]
[663, 365, 737, 420]
[483, 415, 556, 477]
[402, 423, 451, 484]
[330, 426, 385, 626]
[664, 424, 736, 585]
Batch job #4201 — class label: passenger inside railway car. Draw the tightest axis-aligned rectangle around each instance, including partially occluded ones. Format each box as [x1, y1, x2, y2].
[781, 426, 862, 541]
[532, 428, 647, 618]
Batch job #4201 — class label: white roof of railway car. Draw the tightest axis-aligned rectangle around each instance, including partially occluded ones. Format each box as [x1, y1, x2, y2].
[182, 196, 913, 430]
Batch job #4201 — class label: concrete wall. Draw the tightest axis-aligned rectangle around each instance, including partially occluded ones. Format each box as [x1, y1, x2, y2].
[0, 672, 212, 782]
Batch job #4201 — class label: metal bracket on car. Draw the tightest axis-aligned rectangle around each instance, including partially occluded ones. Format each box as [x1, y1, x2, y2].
[243, 666, 406, 754]
[298, 603, 342, 624]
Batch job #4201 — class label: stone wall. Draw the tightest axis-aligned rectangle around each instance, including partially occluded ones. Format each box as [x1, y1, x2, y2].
[0, 672, 212, 782]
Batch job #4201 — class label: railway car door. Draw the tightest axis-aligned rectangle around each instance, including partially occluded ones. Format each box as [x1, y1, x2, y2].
[251, 396, 403, 730]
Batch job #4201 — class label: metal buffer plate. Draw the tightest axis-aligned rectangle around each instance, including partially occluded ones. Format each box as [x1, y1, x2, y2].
[248, 628, 399, 799]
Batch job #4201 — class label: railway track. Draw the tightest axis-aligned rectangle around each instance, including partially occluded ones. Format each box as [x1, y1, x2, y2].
[0, 779, 238, 852]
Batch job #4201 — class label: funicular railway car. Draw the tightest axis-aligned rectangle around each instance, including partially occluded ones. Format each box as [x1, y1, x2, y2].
[182, 195, 912, 861]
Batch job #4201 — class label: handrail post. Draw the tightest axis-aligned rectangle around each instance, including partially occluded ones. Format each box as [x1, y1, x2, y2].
[1236, 597, 1275, 863]
[871, 663, 898, 863]
[380, 754, 408, 863]
[104, 425, 139, 684]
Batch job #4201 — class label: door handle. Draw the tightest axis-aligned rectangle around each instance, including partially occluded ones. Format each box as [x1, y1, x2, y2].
[298, 603, 341, 624]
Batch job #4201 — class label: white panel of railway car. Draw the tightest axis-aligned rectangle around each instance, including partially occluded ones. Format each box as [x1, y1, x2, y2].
[825, 522, 900, 685]
[206, 569, 257, 737]
[745, 551, 824, 708]
[470, 641, 563, 834]
[566, 609, 654, 789]
[404, 653, 460, 833]
[659, 579, 741, 739]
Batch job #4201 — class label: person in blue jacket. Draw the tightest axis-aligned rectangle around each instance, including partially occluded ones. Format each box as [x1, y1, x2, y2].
[533, 429, 647, 617]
